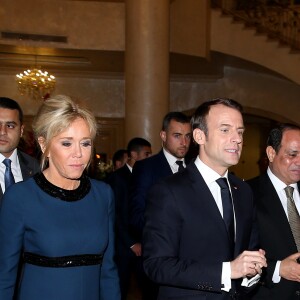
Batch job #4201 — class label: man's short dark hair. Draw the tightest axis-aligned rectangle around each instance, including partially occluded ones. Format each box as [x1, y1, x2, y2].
[267, 123, 300, 153]
[191, 98, 243, 136]
[162, 112, 190, 131]
[127, 137, 151, 155]
[0, 97, 24, 124]
[112, 149, 127, 166]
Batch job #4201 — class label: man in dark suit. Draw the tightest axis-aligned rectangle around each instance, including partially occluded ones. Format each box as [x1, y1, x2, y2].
[0, 97, 39, 205]
[108, 137, 152, 300]
[143, 98, 267, 300]
[129, 111, 192, 300]
[247, 123, 300, 300]
[112, 148, 128, 171]
[130, 111, 192, 240]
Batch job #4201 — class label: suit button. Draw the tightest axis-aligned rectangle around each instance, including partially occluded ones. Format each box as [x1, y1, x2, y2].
[295, 290, 300, 296]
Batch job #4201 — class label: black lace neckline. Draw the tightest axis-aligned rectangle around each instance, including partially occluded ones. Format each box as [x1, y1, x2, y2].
[34, 172, 91, 202]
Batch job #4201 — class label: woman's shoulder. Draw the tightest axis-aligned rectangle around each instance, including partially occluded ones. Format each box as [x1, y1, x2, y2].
[5, 176, 36, 195]
[1, 177, 37, 210]
[89, 178, 113, 194]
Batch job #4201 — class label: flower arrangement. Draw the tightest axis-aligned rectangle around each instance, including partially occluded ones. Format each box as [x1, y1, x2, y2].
[96, 159, 113, 180]
[98, 160, 113, 177]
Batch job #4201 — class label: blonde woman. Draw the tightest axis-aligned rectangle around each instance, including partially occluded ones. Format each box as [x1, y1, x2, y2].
[0, 95, 120, 300]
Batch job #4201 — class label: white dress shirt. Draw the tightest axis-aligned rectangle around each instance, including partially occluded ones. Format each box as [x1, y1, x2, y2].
[0, 149, 23, 193]
[163, 148, 186, 173]
[194, 156, 259, 291]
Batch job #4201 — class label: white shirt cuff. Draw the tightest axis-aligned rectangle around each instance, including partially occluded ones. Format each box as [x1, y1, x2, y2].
[221, 262, 232, 292]
[272, 261, 281, 283]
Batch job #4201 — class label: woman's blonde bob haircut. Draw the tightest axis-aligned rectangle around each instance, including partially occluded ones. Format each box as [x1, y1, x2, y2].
[32, 95, 98, 170]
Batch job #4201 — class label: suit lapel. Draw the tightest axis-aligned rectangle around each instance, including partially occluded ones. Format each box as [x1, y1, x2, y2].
[187, 164, 230, 243]
[229, 178, 249, 254]
[259, 174, 296, 247]
[18, 151, 34, 180]
[159, 150, 174, 177]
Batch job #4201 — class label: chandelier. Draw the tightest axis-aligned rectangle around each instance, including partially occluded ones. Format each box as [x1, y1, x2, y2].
[16, 67, 56, 100]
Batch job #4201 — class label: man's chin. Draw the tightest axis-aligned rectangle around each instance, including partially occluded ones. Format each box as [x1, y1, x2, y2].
[175, 153, 187, 159]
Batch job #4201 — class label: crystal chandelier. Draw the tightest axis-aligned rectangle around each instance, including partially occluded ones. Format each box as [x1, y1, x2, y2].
[16, 67, 56, 100]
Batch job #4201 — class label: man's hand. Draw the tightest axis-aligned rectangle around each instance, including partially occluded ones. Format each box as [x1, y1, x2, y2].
[280, 253, 300, 282]
[231, 249, 267, 279]
[131, 243, 142, 256]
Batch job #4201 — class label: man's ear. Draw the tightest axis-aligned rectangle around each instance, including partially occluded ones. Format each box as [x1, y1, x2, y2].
[266, 146, 275, 163]
[37, 137, 46, 154]
[193, 128, 205, 145]
[130, 150, 138, 161]
[160, 131, 166, 143]
[20, 125, 24, 138]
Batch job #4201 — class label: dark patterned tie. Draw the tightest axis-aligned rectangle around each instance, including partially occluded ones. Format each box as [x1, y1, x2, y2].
[285, 186, 300, 251]
[3, 158, 15, 189]
[216, 178, 235, 250]
[176, 160, 185, 172]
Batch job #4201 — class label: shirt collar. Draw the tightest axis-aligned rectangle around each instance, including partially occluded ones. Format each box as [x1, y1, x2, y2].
[0, 148, 18, 166]
[267, 166, 298, 192]
[126, 163, 133, 173]
[163, 148, 185, 166]
[194, 156, 228, 186]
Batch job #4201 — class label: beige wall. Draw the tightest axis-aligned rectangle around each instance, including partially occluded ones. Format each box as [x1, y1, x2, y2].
[0, 0, 299, 178]
[0, 0, 125, 50]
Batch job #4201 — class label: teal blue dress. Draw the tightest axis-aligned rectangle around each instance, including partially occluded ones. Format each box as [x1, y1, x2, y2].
[0, 173, 120, 300]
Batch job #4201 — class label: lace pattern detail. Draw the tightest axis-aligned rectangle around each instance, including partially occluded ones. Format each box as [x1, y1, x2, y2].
[24, 252, 103, 267]
[34, 172, 91, 202]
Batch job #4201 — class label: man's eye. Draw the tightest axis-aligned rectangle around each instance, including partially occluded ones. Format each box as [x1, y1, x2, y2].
[221, 129, 229, 133]
[7, 124, 15, 129]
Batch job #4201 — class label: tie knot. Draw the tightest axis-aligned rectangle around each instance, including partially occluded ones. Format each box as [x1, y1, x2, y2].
[285, 186, 294, 199]
[176, 160, 184, 172]
[3, 158, 12, 169]
[176, 160, 183, 167]
[216, 177, 229, 190]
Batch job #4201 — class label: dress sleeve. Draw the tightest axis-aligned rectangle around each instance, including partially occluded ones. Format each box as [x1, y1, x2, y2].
[0, 187, 25, 299]
[100, 184, 121, 300]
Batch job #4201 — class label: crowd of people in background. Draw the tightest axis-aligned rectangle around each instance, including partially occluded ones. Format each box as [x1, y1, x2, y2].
[0, 95, 299, 300]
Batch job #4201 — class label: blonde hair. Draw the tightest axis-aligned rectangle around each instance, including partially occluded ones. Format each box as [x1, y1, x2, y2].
[32, 95, 98, 170]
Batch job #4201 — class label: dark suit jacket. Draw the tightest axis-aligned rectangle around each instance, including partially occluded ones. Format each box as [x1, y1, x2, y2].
[129, 150, 173, 240]
[247, 173, 300, 300]
[0, 149, 39, 300]
[107, 164, 137, 252]
[0, 150, 40, 204]
[143, 162, 259, 300]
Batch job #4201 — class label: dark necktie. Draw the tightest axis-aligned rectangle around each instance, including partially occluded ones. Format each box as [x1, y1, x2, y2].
[216, 178, 235, 249]
[285, 186, 300, 251]
[3, 158, 15, 189]
[176, 160, 185, 172]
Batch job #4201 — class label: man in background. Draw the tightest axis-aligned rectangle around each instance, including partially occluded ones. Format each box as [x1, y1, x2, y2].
[0, 97, 39, 204]
[130, 111, 192, 240]
[108, 137, 152, 300]
[248, 123, 300, 300]
[129, 111, 192, 300]
[112, 149, 128, 171]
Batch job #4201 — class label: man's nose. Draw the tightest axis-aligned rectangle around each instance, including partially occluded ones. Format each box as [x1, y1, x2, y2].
[0, 125, 7, 135]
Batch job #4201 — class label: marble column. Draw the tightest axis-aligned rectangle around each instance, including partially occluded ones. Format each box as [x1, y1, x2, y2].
[125, 0, 170, 152]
